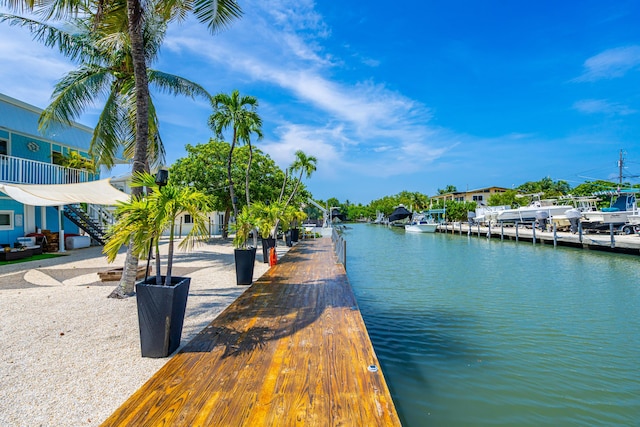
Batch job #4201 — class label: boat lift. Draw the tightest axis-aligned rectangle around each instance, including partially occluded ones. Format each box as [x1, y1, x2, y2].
[307, 198, 330, 228]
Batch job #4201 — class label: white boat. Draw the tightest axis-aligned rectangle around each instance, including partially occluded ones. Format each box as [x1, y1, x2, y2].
[580, 190, 639, 234]
[497, 194, 572, 223]
[405, 214, 437, 233]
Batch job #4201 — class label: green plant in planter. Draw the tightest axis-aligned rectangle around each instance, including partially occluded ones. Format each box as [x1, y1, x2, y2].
[251, 201, 283, 240]
[232, 206, 256, 249]
[103, 171, 212, 285]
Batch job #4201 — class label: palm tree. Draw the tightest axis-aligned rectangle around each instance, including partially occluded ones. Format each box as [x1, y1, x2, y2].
[285, 150, 318, 206]
[103, 172, 211, 286]
[2, 0, 242, 297]
[208, 90, 262, 220]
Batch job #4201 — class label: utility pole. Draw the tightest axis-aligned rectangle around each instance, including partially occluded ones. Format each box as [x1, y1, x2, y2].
[618, 149, 624, 189]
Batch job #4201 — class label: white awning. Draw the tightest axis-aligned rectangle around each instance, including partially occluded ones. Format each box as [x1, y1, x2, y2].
[0, 179, 129, 206]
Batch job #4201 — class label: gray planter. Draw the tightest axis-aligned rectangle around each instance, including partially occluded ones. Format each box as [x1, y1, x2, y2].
[234, 247, 257, 285]
[136, 276, 190, 358]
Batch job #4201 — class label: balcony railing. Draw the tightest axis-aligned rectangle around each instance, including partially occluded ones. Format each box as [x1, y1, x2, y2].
[0, 154, 98, 184]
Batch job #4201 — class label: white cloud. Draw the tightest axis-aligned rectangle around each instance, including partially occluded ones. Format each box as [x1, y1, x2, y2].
[575, 45, 640, 81]
[0, 23, 73, 106]
[573, 99, 636, 116]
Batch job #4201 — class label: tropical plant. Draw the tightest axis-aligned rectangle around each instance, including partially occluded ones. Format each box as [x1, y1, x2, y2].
[208, 90, 262, 218]
[251, 201, 283, 240]
[231, 205, 255, 249]
[103, 171, 211, 286]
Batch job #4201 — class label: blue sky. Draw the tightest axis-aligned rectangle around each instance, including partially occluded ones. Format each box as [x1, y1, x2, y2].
[2, 0, 640, 204]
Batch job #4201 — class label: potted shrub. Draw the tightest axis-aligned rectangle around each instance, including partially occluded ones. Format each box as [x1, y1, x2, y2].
[103, 171, 211, 358]
[232, 206, 257, 285]
[252, 201, 281, 263]
[282, 206, 307, 245]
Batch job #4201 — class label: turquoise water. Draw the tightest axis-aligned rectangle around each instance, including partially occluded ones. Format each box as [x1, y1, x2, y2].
[344, 224, 640, 426]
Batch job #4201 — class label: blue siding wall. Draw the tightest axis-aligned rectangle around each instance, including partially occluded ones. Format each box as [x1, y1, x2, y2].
[10, 133, 51, 163]
[0, 198, 24, 245]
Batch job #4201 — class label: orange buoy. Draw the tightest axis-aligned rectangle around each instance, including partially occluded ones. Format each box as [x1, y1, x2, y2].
[269, 247, 278, 266]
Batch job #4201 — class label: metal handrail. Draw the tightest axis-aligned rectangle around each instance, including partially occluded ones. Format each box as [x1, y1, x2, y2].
[331, 227, 346, 269]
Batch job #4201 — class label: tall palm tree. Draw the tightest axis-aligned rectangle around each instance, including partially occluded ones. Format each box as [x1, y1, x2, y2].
[0, 10, 209, 169]
[272, 150, 317, 239]
[285, 150, 318, 206]
[2, 0, 242, 296]
[208, 89, 262, 218]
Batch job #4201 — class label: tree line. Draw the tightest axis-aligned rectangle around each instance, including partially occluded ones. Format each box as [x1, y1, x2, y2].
[314, 177, 639, 223]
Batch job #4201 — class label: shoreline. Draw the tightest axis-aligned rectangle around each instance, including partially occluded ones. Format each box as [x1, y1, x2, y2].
[0, 238, 273, 427]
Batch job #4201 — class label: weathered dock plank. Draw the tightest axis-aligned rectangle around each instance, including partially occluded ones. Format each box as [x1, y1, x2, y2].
[101, 238, 400, 426]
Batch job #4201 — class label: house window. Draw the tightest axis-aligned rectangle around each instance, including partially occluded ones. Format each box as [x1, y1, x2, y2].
[473, 195, 483, 202]
[184, 214, 193, 224]
[0, 210, 14, 230]
[0, 139, 7, 156]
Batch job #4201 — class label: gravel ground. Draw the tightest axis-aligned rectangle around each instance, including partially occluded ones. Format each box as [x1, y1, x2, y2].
[0, 238, 275, 427]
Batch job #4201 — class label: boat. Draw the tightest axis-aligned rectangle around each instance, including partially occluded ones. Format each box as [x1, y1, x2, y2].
[497, 194, 573, 223]
[580, 190, 639, 234]
[405, 213, 437, 233]
[387, 205, 412, 227]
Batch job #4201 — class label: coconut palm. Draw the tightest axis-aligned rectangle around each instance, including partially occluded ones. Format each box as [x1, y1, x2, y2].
[208, 90, 262, 218]
[0, 9, 210, 169]
[2, 0, 242, 297]
[103, 171, 211, 286]
[285, 150, 318, 206]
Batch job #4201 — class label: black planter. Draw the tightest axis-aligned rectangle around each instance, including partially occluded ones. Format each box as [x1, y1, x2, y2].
[285, 232, 292, 247]
[290, 228, 299, 243]
[235, 247, 257, 285]
[136, 276, 190, 358]
[261, 237, 276, 263]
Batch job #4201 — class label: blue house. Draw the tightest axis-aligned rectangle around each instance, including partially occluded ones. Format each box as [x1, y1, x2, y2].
[0, 93, 123, 250]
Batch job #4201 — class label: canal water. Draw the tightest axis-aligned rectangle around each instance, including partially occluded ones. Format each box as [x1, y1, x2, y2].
[344, 223, 640, 426]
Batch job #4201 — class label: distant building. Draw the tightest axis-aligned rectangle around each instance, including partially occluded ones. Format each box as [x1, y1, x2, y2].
[430, 186, 509, 207]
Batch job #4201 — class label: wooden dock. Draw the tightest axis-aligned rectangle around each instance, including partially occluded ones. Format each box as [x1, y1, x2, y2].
[439, 222, 640, 254]
[101, 238, 401, 426]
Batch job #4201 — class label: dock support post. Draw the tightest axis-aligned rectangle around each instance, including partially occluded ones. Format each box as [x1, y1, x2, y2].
[501, 223, 504, 241]
[459, 222, 462, 235]
[515, 222, 519, 242]
[487, 222, 491, 239]
[553, 223, 557, 248]
[610, 223, 615, 248]
[579, 221, 583, 243]
[477, 223, 480, 237]
[532, 223, 536, 244]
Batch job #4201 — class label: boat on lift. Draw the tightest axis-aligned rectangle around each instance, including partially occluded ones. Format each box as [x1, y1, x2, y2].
[497, 194, 573, 223]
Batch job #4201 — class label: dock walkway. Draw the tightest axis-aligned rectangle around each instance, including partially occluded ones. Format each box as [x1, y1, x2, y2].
[101, 238, 400, 426]
[439, 222, 640, 254]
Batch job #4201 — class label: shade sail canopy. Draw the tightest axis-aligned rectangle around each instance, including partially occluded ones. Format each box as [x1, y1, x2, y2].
[0, 179, 129, 206]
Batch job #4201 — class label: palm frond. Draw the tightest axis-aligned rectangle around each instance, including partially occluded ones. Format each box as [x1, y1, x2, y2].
[149, 70, 212, 100]
[193, 0, 242, 34]
[39, 65, 114, 131]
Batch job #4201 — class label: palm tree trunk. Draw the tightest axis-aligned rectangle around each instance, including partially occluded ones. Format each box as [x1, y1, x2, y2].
[246, 143, 258, 247]
[222, 206, 231, 239]
[165, 225, 174, 286]
[107, 245, 139, 298]
[108, 0, 150, 299]
[228, 129, 238, 218]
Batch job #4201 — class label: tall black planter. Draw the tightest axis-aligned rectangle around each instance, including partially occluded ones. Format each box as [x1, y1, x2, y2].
[261, 237, 276, 263]
[290, 228, 299, 243]
[235, 247, 257, 285]
[136, 276, 190, 358]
